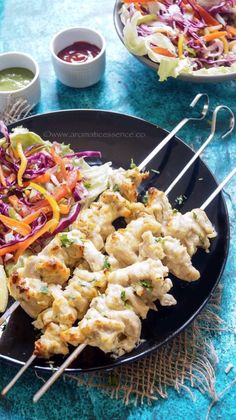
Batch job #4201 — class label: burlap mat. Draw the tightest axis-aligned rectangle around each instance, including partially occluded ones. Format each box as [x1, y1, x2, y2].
[65, 285, 228, 406]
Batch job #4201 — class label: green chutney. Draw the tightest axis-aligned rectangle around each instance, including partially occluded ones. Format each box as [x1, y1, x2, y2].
[0, 67, 34, 91]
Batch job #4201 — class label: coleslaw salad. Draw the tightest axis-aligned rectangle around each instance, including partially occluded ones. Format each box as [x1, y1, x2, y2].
[0, 121, 111, 264]
[119, 0, 236, 80]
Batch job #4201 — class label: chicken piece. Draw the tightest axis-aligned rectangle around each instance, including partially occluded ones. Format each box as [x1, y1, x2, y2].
[105, 215, 161, 266]
[21, 255, 70, 285]
[108, 258, 176, 307]
[139, 232, 200, 282]
[146, 187, 173, 223]
[163, 209, 217, 256]
[41, 230, 86, 268]
[34, 323, 69, 359]
[61, 284, 142, 357]
[108, 167, 149, 202]
[74, 191, 132, 249]
[8, 272, 58, 318]
[83, 241, 120, 271]
[104, 283, 152, 319]
[33, 268, 108, 330]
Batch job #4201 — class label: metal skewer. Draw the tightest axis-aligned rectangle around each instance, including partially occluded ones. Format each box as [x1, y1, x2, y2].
[138, 93, 209, 171]
[0, 100, 234, 401]
[32, 173, 236, 402]
[0, 93, 209, 330]
[165, 105, 235, 195]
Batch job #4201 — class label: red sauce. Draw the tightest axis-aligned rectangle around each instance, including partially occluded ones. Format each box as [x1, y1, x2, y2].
[58, 41, 101, 63]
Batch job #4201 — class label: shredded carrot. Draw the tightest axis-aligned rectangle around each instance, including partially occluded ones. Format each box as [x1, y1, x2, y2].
[8, 195, 21, 211]
[0, 215, 31, 236]
[14, 219, 57, 260]
[226, 25, 236, 37]
[29, 183, 60, 231]
[178, 34, 185, 57]
[0, 243, 19, 257]
[22, 207, 50, 225]
[151, 46, 176, 57]
[16, 140, 28, 187]
[32, 172, 51, 184]
[203, 31, 228, 42]
[0, 164, 6, 187]
[190, 1, 219, 26]
[51, 146, 67, 180]
[59, 203, 71, 215]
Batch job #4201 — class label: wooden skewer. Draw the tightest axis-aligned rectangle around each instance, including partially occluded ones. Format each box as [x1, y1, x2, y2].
[33, 342, 87, 403]
[1, 354, 36, 396]
[0, 301, 20, 327]
[138, 93, 209, 171]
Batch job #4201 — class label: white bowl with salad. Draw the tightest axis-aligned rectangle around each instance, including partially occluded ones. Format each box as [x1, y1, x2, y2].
[114, 0, 236, 82]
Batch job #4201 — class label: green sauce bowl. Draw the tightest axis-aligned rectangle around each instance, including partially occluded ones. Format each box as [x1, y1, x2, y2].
[0, 52, 41, 114]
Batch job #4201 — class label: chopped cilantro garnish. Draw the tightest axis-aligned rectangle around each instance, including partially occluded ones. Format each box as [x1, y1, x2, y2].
[172, 208, 179, 214]
[142, 193, 148, 205]
[103, 256, 111, 269]
[113, 184, 120, 192]
[175, 194, 187, 206]
[140, 280, 153, 292]
[130, 158, 137, 169]
[121, 290, 126, 302]
[60, 234, 75, 248]
[84, 182, 91, 189]
[193, 212, 198, 221]
[40, 286, 49, 294]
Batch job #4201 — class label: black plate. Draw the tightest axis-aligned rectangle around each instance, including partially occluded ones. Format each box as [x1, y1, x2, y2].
[0, 109, 229, 372]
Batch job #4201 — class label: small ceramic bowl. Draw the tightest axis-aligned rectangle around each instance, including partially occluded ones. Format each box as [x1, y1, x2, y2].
[0, 52, 41, 113]
[50, 27, 106, 88]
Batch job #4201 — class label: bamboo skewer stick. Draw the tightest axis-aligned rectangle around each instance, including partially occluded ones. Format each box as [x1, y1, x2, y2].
[0, 301, 20, 327]
[33, 343, 87, 403]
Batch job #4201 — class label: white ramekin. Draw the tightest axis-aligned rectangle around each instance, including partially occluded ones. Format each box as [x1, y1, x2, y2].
[0, 52, 41, 113]
[50, 27, 106, 88]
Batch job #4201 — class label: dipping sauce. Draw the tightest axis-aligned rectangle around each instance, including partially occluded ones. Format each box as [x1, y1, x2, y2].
[58, 41, 101, 63]
[0, 67, 34, 91]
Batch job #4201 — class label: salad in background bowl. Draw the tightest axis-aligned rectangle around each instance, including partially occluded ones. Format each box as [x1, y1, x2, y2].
[114, 0, 236, 82]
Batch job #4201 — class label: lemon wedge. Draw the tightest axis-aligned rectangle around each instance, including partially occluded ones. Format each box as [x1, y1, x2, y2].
[0, 265, 8, 313]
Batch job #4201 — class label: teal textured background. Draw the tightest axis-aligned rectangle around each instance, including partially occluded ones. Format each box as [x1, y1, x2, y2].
[0, 1, 235, 419]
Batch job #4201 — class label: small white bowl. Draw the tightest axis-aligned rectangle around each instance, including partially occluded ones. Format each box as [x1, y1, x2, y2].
[0, 52, 41, 113]
[50, 27, 106, 88]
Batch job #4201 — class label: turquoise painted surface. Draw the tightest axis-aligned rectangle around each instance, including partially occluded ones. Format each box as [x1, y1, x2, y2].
[0, 1, 235, 419]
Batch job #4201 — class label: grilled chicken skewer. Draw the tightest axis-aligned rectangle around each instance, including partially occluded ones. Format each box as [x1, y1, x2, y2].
[0, 103, 233, 396]
[0, 92, 208, 325]
[1, 159, 233, 399]
[31, 168, 236, 403]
